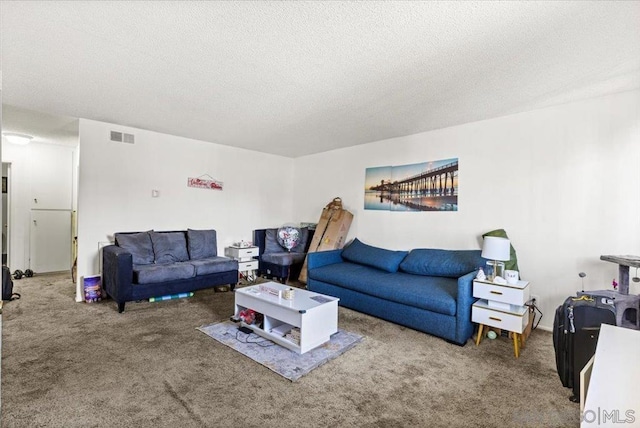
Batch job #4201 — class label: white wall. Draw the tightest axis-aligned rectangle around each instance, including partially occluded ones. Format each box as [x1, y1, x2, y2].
[2, 140, 76, 271]
[293, 90, 640, 330]
[72, 145, 79, 212]
[76, 119, 295, 301]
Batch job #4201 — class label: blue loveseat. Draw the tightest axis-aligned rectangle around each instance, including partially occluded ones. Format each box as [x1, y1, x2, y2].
[306, 239, 485, 345]
[102, 229, 238, 312]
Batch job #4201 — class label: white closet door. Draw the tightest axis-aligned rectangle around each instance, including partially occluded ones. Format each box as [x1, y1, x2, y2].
[29, 145, 73, 210]
[30, 210, 71, 273]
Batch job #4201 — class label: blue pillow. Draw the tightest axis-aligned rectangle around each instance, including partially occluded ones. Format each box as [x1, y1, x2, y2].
[150, 232, 189, 264]
[400, 249, 484, 278]
[341, 238, 408, 273]
[291, 227, 309, 254]
[115, 231, 154, 265]
[264, 229, 286, 254]
[187, 229, 217, 260]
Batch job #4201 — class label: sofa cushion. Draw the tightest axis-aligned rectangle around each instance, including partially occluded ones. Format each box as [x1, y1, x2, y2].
[189, 257, 238, 275]
[114, 231, 154, 265]
[400, 249, 484, 278]
[261, 252, 306, 266]
[341, 238, 408, 273]
[187, 229, 217, 260]
[150, 232, 190, 264]
[308, 262, 457, 316]
[264, 227, 309, 254]
[133, 262, 195, 284]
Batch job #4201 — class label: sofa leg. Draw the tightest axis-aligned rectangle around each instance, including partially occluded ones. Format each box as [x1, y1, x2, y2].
[230, 283, 236, 291]
[445, 338, 467, 347]
[118, 302, 125, 313]
[279, 277, 286, 284]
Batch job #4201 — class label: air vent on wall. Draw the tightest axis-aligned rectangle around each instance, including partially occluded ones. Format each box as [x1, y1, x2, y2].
[110, 131, 135, 144]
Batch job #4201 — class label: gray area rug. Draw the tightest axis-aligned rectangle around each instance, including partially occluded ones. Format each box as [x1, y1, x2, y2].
[198, 321, 363, 381]
[1, 273, 580, 427]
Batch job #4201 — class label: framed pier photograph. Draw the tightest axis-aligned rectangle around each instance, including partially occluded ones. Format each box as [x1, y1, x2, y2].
[364, 158, 458, 212]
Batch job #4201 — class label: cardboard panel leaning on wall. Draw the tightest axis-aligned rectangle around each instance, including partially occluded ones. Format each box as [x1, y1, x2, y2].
[292, 90, 640, 330]
[76, 118, 295, 302]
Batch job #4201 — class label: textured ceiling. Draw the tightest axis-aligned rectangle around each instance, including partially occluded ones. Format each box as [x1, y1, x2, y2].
[1, 1, 639, 157]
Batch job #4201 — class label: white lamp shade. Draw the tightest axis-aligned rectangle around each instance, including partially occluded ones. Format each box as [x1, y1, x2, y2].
[481, 236, 510, 261]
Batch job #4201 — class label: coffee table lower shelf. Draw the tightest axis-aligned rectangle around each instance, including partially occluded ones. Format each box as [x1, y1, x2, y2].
[237, 321, 305, 354]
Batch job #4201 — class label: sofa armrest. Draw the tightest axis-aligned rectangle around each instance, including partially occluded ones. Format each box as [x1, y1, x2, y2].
[102, 245, 134, 303]
[307, 249, 343, 270]
[455, 270, 478, 343]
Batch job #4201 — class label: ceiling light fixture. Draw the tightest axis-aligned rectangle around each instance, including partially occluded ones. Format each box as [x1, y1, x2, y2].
[3, 133, 33, 145]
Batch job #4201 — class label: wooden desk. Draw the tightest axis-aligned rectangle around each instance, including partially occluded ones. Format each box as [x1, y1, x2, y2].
[600, 255, 640, 295]
[580, 324, 640, 427]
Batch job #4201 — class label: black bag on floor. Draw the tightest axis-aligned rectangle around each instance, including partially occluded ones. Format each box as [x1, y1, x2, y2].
[2, 266, 21, 301]
[552, 294, 616, 401]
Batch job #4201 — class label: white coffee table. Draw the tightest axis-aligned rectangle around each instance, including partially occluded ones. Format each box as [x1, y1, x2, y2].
[234, 282, 339, 354]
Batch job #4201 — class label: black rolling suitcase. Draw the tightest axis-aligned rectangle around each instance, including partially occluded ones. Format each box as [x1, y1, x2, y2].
[553, 294, 616, 401]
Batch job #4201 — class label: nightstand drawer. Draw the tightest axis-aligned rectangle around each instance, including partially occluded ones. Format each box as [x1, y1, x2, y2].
[225, 246, 259, 259]
[472, 303, 529, 333]
[238, 260, 259, 271]
[473, 281, 529, 306]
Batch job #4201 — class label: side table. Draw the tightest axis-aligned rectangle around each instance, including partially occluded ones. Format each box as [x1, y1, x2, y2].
[225, 246, 259, 282]
[472, 279, 530, 358]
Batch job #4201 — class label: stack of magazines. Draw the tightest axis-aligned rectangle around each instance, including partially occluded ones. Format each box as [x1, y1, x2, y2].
[270, 324, 292, 337]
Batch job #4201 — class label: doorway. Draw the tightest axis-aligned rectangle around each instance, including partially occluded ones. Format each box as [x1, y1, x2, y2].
[2, 144, 74, 275]
[2, 106, 79, 283]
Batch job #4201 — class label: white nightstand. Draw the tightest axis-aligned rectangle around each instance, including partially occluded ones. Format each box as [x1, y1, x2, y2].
[225, 246, 259, 282]
[472, 279, 530, 358]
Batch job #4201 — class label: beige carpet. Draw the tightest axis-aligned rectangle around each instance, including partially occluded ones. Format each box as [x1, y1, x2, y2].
[1, 273, 578, 427]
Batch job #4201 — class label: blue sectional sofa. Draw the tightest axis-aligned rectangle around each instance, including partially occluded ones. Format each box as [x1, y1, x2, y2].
[103, 229, 238, 312]
[306, 239, 485, 345]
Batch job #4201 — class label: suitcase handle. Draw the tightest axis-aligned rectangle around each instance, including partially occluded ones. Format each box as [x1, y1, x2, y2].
[572, 295, 594, 302]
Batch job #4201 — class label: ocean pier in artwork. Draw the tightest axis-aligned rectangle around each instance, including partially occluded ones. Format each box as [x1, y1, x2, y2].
[366, 160, 458, 211]
[370, 160, 458, 196]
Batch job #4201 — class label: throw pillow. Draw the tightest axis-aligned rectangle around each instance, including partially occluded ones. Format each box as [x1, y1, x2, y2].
[400, 249, 484, 278]
[187, 229, 217, 260]
[291, 227, 309, 254]
[150, 231, 189, 264]
[114, 231, 154, 265]
[264, 229, 285, 254]
[341, 238, 408, 273]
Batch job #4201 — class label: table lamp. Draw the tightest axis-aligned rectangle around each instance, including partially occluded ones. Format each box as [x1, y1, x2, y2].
[481, 236, 510, 282]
